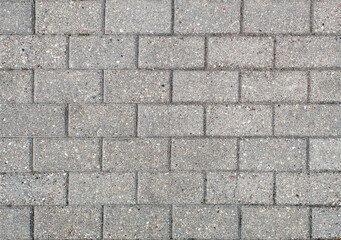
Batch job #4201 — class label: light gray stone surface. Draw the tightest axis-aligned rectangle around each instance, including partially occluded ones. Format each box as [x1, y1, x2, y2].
[0, 207, 31, 239]
[310, 138, 341, 171]
[312, 207, 341, 238]
[310, 70, 341, 102]
[0, 138, 30, 172]
[0, 70, 32, 103]
[313, 0, 341, 33]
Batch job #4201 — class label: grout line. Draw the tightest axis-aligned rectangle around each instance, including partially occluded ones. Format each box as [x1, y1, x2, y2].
[272, 104, 275, 136]
[310, 0, 314, 33]
[31, 70, 35, 103]
[236, 138, 241, 171]
[169, 204, 173, 239]
[101, 70, 105, 103]
[239, 0, 245, 33]
[101, 205, 105, 240]
[66, 35, 70, 69]
[135, 35, 139, 69]
[203, 171, 207, 204]
[135, 171, 138, 204]
[168, 138, 172, 171]
[99, 138, 103, 171]
[29, 138, 34, 172]
[306, 138, 310, 174]
[238, 70, 242, 102]
[102, 0, 106, 34]
[204, 36, 208, 69]
[309, 207, 313, 239]
[30, 206, 34, 240]
[307, 71, 311, 103]
[32, 0, 36, 34]
[169, 70, 174, 102]
[135, 104, 138, 137]
[238, 206, 242, 239]
[171, 0, 175, 34]
[203, 105, 207, 136]
[66, 172, 69, 205]
[272, 36, 277, 69]
[65, 104, 69, 137]
[273, 172, 277, 205]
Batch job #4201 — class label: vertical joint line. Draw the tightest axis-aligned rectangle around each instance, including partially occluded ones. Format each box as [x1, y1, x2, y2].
[171, 0, 175, 34]
[203, 171, 207, 204]
[101, 205, 105, 240]
[169, 204, 173, 239]
[271, 104, 275, 136]
[238, 206, 242, 239]
[239, 0, 244, 33]
[30, 206, 34, 240]
[136, 35, 139, 69]
[309, 0, 314, 33]
[31, 70, 35, 103]
[272, 36, 277, 69]
[308, 207, 313, 239]
[203, 105, 207, 136]
[306, 138, 310, 174]
[66, 35, 70, 69]
[238, 70, 242, 103]
[135, 104, 138, 137]
[32, 0, 36, 34]
[204, 36, 208, 70]
[66, 172, 69, 205]
[169, 70, 173, 103]
[307, 71, 311, 103]
[101, 70, 105, 103]
[168, 138, 172, 171]
[135, 171, 138, 204]
[102, 0, 106, 34]
[99, 138, 103, 171]
[273, 172, 277, 205]
[236, 138, 241, 171]
[65, 104, 69, 137]
[29, 138, 34, 172]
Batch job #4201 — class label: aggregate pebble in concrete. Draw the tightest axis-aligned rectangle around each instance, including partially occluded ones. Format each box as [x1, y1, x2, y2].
[0, 104, 65, 137]
[104, 205, 170, 239]
[0, 138, 30, 172]
[104, 70, 170, 103]
[0, 70, 32, 103]
[173, 71, 239, 102]
[171, 138, 237, 171]
[36, 0, 102, 34]
[312, 207, 341, 238]
[0, 207, 31, 239]
[139, 36, 205, 69]
[313, 0, 341, 34]
[138, 172, 203, 204]
[174, 0, 241, 34]
[0, 173, 67, 205]
[242, 207, 309, 239]
[103, 138, 169, 171]
[35, 70, 102, 103]
[173, 205, 239, 239]
[239, 138, 306, 171]
[33, 138, 100, 172]
[69, 104, 135, 137]
[310, 138, 341, 171]
[34, 206, 101, 239]
[310, 70, 341, 102]
[105, 0, 171, 34]
[69, 172, 135, 205]
[207, 105, 272, 136]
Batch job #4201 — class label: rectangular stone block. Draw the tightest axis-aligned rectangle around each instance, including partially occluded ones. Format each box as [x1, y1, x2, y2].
[310, 71, 341, 102]
[276, 173, 340, 205]
[0, 70, 32, 103]
[173, 205, 238, 239]
[0, 207, 31, 239]
[310, 138, 341, 171]
[275, 105, 340, 136]
[208, 36, 274, 69]
[171, 138, 237, 171]
[0, 0, 32, 34]
[105, 0, 171, 34]
[0, 104, 65, 137]
[207, 105, 272, 136]
[138, 105, 204, 137]
[138, 172, 203, 204]
[313, 0, 340, 33]
[104, 70, 170, 103]
[173, 71, 239, 102]
[34, 206, 101, 239]
[207, 172, 273, 204]
[242, 207, 309, 239]
[0, 35, 66, 69]
[69, 172, 135, 205]
[0, 138, 30, 172]
[33, 138, 100, 172]
[69, 104, 135, 137]
[35, 70, 102, 103]
[0, 173, 67, 205]
[139, 36, 205, 69]
[70, 36, 136, 69]
[104, 206, 170, 239]
[312, 208, 341, 239]
[276, 36, 340, 68]
[174, 0, 240, 34]
[103, 138, 169, 171]
[244, 0, 310, 34]
[36, 0, 102, 34]
[241, 71, 308, 102]
[239, 138, 306, 171]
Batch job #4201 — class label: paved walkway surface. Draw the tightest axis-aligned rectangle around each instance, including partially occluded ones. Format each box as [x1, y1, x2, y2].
[0, 0, 340, 239]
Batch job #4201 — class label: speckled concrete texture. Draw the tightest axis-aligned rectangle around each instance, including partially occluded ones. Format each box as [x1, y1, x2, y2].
[0, 0, 340, 239]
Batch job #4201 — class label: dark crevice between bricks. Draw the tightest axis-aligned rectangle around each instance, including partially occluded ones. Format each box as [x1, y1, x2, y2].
[65, 104, 69, 137]
[238, 70, 242, 102]
[66, 172, 69, 205]
[236, 138, 241, 172]
[169, 70, 173, 102]
[273, 172, 277, 205]
[135, 35, 139, 69]
[203, 105, 207, 136]
[171, 0, 175, 35]
[310, 0, 314, 33]
[99, 138, 104, 171]
[306, 138, 311, 174]
[169, 204, 173, 239]
[239, 0, 245, 33]
[30, 206, 34, 240]
[135, 171, 138, 204]
[134, 104, 138, 137]
[29, 138, 34, 172]
[307, 71, 311, 103]
[31, 0, 36, 34]
[309, 207, 313, 239]
[271, 104, 275, 136]
[238, 206, 242, 239]
[66, 35, 70, 69]
[100, 205, 105, 240]
[168, 138, 172, 171]
[204, 36, 208, 69]
[31, 69, 35, 103]
[203, 171, 207, 204]
[102, 0, 106, 34]
[272, 36, 277, 69]
[101, 70, 105, 102]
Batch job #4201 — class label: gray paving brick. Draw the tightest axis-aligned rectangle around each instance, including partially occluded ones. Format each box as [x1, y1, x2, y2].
[0, 70, 32, 103]
[207, 172, 273, 204]
[310, 71, 341, 102]
[207, 105, 272, 136]
[171, 138, 237, 171]
[241, 71, 308, 102]
[0, 35, 66, 69]
[275, 104, 340, 136]
[173, 205, 238, 239]
[0, 0, 32, 34]
[312, 207, 341, 239]
[138, 105, 204, 137]
[242, 207, 309, 239]
[0, 138, 30, 172]
[240, 138, 306, 171]
[0, 173, 67, 205]
[35, 70, 102, 103]
[33, 138, 100, 172]
[105, 0, 171, 34]
[208, 36, 274, 69]
[276, 172, 341, 205]
[104, 205, 170, 239]
[0, 207, 31, 239]
[174, 0, 241, 34]
[138, 172, 203, 204]
[276, 36, 340, 68]
[0, 104, 65, 137]
[139, 36, 205, 69]
[69, 104, 135, 137]
[70, 36, 136, 69]
[173, 71, 239, 102]
[34, 206, 101, 239]
[104, 70, 170, 103]
[69, 172, 135, 205]
[310, 138, 341, 171]
[244, 0, 310, 34]
[313, 0, 341, 34]
[36, 0, 102, 34]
